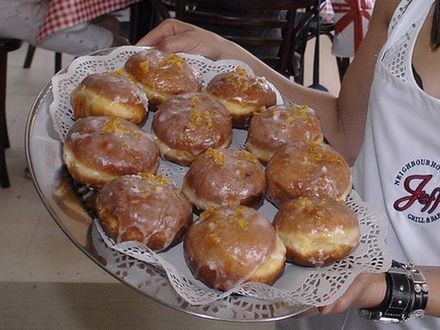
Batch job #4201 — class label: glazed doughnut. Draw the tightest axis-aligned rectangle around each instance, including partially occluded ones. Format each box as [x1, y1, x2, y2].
[246, 104, 323, 164]
[152, 92, 232, 166]
[96, 173, 192, 251]
[273, 197, 360, 267]
[182, 148, 266, 210]
[206, 67, 277, 128]
[62, 116, 160, 189]
[266, 142, 352, 207]
[70, 73, 148, 125]
[184, 206, 286, 291]
[124, 49, 202, 105]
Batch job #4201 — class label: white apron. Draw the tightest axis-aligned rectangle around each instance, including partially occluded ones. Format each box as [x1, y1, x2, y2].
[348, 0, 440, 328]
[277, 0, 440, 329]
[353, 0, 440, 267]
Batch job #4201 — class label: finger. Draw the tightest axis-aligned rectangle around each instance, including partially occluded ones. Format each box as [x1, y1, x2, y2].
[155, 33, 215, 58]
[136, 18, 183, 46]
[293, 306, 320, 318]
[318, 304, 336, 315]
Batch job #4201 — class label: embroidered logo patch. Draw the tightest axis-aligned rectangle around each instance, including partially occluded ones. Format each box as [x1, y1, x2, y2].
[393, 159, 440, 224]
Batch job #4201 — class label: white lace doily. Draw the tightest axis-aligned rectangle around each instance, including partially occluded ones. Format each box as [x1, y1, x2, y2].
[49, 45, 284, 142]
[90, 224, 308, 320]
[51, 46, 391, 310]
[92, 187, 391, 307]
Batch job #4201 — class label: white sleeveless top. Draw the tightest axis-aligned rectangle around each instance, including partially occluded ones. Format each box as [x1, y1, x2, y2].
[353, 0, 440, 266]
[277, 1, 440, 329]
[348, 0, 440, 328]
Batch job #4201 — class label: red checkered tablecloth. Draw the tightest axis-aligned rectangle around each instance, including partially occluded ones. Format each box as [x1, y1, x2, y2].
[321, 0, 375, 57]
[37, 0, 141, 40]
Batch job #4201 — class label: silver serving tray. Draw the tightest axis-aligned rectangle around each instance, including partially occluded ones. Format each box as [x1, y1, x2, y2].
[25, 73, 310, 322]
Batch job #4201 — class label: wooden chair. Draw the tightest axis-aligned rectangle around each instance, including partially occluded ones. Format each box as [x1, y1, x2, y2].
[170, 0, 320, 78]
[23, 45, 63, 74]
[129, 0, 176, 43]
[302, 18, 350, 86]
[0, 38, 22, 188]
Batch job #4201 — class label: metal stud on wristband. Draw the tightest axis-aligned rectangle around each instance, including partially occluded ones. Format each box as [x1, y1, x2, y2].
[359, 260, 429, 323]
[404, 262, 429, 318]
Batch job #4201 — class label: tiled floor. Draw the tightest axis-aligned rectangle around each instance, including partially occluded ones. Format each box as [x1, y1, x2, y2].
[0, 37, 340, 328]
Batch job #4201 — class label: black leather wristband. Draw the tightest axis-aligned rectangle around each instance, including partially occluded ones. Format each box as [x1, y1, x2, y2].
[382, 263, 413, 320]
[359, 260, 429, 323]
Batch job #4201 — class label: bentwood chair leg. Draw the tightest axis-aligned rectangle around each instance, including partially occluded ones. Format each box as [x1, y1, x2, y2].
[0, 148, 9, 188]
[23, 44, 36, 69]
[55, 52, 62, 73]
[0, 46, 10, 187]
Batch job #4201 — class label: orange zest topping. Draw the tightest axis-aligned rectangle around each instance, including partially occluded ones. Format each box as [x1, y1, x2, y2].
[138, 173, 169, 185]
[235, 207, 245, 217]
[139, 60, 150, 72]
[209, 233, 221, 244]
[234, 66, 247, 75]
[159, 53, 185, 68]
[237, 150, 257, 163]
[186, 106, 213, 131]
[208, 222, 216, 231]
[205, 148, 225, 165]
[101, 118, 129, 136]
[190, 95, 201, 107]
[236, 219, 249, 230]
[290, 104, 310, 121]
[294, 197, 314, 211]
[106, 68, 125, 77]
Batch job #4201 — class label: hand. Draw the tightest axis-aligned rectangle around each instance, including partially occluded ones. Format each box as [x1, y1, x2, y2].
[317, 272, 386, 315]
[136, 18, 236, 60]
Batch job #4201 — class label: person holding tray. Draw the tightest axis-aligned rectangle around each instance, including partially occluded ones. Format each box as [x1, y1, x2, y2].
[137, 0, 440, 328]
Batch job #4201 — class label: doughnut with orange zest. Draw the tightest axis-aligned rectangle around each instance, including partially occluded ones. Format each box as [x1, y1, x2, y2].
[182, 148, 266, 210]
[70, 73, 148, 124]
[62, 116, 159, 188]
[96, 173, 192, 251]
[266, 142, 352, 207]
[184, 206, 286, 291]
[152, 92, 232, 166]
[124, 49, 202, 105]
[246, 104, 323, 164]
[273, 197, 360, 267]
[206, 67, 277, 128]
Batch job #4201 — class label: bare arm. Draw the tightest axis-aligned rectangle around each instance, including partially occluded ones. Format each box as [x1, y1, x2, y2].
[318, 265, 440, 317]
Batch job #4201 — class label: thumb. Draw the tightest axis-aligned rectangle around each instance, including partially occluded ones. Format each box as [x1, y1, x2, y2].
[136, 18, 193, 47]
[155, 34, 205, 56]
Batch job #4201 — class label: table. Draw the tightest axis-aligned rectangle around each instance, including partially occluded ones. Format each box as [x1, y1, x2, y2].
[322, 0, 375, 57]
[37, 0, 141, 41]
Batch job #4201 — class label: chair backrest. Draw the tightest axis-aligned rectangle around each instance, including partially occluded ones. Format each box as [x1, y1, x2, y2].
[173, 0, 318, 77]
